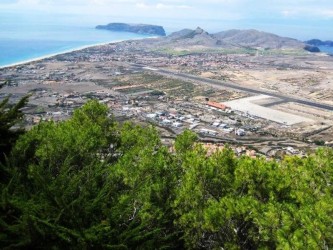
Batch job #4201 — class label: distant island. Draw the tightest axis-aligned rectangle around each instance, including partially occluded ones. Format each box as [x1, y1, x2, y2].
[305, 39, 333, 47]
[96, 23, 166, 36]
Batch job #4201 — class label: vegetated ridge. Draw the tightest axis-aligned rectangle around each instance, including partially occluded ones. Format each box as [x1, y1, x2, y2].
[96, 22, 166, 36]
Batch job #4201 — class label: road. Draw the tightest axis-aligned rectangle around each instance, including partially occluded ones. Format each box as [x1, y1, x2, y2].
[131, 63, 333, 112]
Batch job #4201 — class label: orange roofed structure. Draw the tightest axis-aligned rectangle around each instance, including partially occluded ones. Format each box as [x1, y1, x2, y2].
[207, 101, 229, 111]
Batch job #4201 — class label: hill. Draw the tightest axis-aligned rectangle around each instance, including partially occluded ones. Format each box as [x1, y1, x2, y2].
[213, 29, 304, 49]
[96, 23, 166, 36]
[148, 27, 319, 53]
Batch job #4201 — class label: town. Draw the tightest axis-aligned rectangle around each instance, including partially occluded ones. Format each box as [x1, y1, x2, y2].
[1, 39, 333, 158]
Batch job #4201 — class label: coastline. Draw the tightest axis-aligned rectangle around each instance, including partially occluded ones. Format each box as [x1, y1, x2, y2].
[0, 36, 156, 70]
[317, 45, 333, 56]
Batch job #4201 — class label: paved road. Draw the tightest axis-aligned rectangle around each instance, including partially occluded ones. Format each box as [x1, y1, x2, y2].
[132, 63, 333, 112]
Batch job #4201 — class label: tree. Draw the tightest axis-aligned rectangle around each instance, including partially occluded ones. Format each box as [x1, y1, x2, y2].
[173, 144, 238, 248]
[1, 102, 333, 249]
[107, 122, 183, 248]
[174, 129, 198, 155]
[174, 147, 333, 249]
[1, 102, 182, 249]
[0, 80, 29, 187]
[1, 100, 119, 248]
[0, 80, 29, 164]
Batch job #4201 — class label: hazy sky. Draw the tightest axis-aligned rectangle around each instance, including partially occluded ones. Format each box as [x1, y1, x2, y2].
[1, 0, 333, 40]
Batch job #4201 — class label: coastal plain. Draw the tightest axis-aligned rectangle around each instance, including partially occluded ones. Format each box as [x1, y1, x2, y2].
[1, 28, 333, 157]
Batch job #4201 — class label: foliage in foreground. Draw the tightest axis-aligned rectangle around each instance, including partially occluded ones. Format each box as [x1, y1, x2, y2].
[0, 80, 29, 164]
[1, 100, 333, 249]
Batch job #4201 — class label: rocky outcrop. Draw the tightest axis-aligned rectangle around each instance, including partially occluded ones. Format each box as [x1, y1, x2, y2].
[304, 45, 321, 53]
[96, 23, 166, 36]
[164, 27, 223, 47]
[306, 39, 333, 47]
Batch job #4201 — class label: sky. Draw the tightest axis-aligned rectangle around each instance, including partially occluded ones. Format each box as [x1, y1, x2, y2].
[1, 0, 333, 40]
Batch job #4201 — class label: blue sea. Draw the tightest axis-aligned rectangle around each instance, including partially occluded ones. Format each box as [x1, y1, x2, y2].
[0, 13, 149, 67]
[1, 11, 332, 67]
[318, 46, 333, 55]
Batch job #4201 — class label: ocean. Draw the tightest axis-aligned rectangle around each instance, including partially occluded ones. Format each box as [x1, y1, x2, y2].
[318, 46, 333, 55]
[0, 13, 149, 68]
[1, 11, 332, 67]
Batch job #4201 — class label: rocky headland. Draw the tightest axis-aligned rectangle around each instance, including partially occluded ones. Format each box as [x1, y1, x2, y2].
[96, 23, 166, 36]
[306, 39, 333, 47]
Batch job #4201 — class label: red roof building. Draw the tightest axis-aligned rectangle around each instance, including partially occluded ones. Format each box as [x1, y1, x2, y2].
[207, 101, 229, 110]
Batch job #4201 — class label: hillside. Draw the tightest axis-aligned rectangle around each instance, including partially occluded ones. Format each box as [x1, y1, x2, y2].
[213, 29, 304, 49]
[148, 27, 319, 53]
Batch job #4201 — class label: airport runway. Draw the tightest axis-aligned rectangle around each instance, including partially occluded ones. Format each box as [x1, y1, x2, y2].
[132, 63, 333, 112]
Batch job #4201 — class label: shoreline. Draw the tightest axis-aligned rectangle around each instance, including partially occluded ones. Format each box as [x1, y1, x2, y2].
[0, 36, 156, 70]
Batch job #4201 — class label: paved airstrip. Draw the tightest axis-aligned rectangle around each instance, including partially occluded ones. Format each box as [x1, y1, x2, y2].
[224, 95, 314, 125]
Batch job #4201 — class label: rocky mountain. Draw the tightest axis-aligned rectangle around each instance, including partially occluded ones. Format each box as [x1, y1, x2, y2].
[164, 27, 219, 47]
[154, 27, 319, 52]
[213, 29, 303, 49]
[306, 39, 333, 47]
[96, 23, 166, 36]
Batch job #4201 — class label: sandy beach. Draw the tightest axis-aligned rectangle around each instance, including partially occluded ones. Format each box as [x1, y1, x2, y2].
[0, 36, 157, 70]
[0, 41, 123, 70]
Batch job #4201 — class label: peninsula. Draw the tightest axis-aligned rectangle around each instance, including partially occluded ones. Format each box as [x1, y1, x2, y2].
[96, 22, 166, 36]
